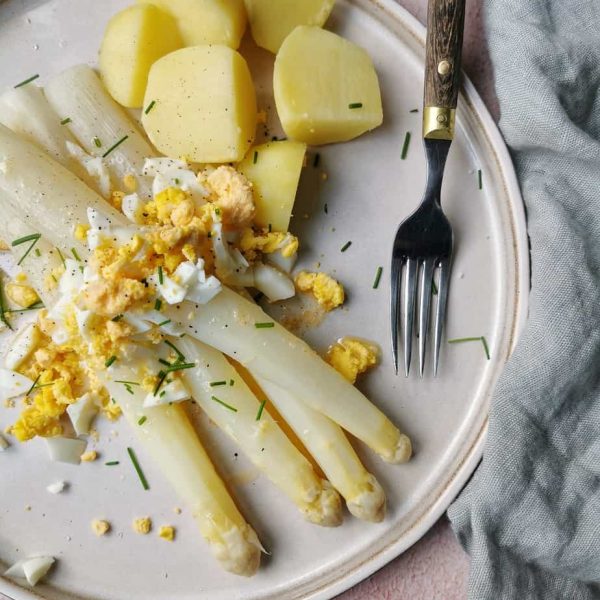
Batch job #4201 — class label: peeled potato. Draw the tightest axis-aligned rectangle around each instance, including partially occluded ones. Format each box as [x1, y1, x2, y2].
[274, 26, 383, 145]
[139, 0, 247, 48]
[238, 140, 306, 231]
[142, 46, 257, 163]
[244, 0, 335, 53]
[99, 4, 183, 108]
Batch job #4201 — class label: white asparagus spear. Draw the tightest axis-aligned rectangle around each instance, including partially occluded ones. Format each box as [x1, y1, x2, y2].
[0, 85, 100, 191]
[44, 65, 154, 198]
[105, 363, 261, 576]
[0, 123, 127, 254]
[253, 375, 386, 522]
[164, 288, 412, 464]
[177, 337, 342, 527]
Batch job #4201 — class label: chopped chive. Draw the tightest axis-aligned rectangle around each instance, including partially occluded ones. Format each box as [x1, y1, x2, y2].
[60, 117, 72, 125]
[111, 314, 123, 322]
[229, 379, 235, 386]
[138, 416, 147, 426]
[93, 136, 102, 148]
[25, 374, 41, 397]
[71, 247, 82, 262]
[409, 108, 419, 113]
[144, 100, 156, 114]
[105, 461, 120, 466]
[253, 150, 258, 164]
[432, 279, 438, 295]
[125, 385, 134, 394]
[56, 248, 66, 267]
[401, 131, 412, 160]
[158, 358, 172, 367]
[115, 380, 140, 386]
[324, 203, 328, 214]
[14, 74, 39, 88]
[254, 322, 274, 329]
[174, 178, 180, 185]
[448, 336, 491, 360]
[12, 233, 41, 247]
[372, 266, 383, 289]
[127, 447, 149, 490]
[210, 380, 227, 387]
[157, 319, 171, 327]
[5, 302, 45, 314]
[165, 362, 195, 373]
[0, 277, 12, 331]
[105, 355, 117, 368]
[478, 169, 483, 190]
[158, 266, 164, 285]
[153, 370, 167, 396]
[159, 390, 166, 398]
[313, 153, 320, 167]
[348, 102, 363, 109]
[268, 223, 272, 233]
[341, 241, 352, 252]
[32, 381, 55, 389]
[164, 339, 185, 362]
[256, 399, 266, 421]
[211, 395, 238, 412]
[154, 298, 162, 311]
[102, 135, 129, 158]
[34, 247, 41, 257]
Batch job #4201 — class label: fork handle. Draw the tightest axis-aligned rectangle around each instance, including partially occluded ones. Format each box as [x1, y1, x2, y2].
[423, 0, 466, 140]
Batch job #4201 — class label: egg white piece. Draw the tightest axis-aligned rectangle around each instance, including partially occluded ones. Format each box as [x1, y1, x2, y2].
[143, 157, 208, 204]
[122, 192, 145, 224]
[212, 223, 254, 287]
[0, 369, 34, 402]
[46, 480, 66, 494]
[66, 141, 111, 198]
[45, 437, 87, 464]
[266, 249, 297, 274]
[66, 393, 98, 436]
[86, 207, 138, 251]
[4, 322, 40, 370]
[143, 378, 191, 408]
[253, 262, 295, 302]
[4, 556, 55, 586]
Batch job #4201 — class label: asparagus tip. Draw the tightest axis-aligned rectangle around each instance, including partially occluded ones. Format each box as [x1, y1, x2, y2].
[382, 433, 412, 465]
[347, 474, 386, 523]
[303, 480, 343, 527]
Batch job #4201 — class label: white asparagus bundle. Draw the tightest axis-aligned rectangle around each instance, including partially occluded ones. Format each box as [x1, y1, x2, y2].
[105, 363, 261, 576]
[44, 65, 155, 198]
[0, 85, 100, 192]
[0, 123, 127, 254]
[254, 376, 386, 522]
[178, 337, 342, 527]
[164, 289, 412, 464]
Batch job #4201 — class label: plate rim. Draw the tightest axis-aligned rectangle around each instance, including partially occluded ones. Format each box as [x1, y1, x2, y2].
[0, 1, 529, 599]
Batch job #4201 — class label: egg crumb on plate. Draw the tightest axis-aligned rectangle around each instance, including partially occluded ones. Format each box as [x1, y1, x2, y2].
[326, 337, 379, 383]
[295, 271, 345, 311]
[0, 433, 9, 450]
[5, 281, 40, 308]
[158, 525, 175, 541]
[80, 450, 98, 462]
[133, 517, 152, 534]
[91, 519, 111, 536]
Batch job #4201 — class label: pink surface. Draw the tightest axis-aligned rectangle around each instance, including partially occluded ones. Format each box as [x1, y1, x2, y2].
[339, 1, 498, 598]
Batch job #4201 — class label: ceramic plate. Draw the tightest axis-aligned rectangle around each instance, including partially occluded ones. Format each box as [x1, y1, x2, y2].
[0, 0, 529, 599]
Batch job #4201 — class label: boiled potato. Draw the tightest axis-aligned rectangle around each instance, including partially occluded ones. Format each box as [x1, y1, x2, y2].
[142, 46, 257, 163]
[139, 0, 247, 48]
[244, 0, 335, 53]
[99, 4, 183, 108]
[274, 26, 383, 145]
[238, 140, 306, 231]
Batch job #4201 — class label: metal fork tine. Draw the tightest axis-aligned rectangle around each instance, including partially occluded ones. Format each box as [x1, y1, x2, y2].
[433, 258, 451, 377]
[402, 258, 418, 377]
[391, 258, 402, 374]
[418, 258, 435, 377]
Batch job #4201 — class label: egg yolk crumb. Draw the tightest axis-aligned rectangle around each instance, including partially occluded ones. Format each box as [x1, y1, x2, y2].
[5, 282, 40, 308]
[133, 517, 152, 535]
[92, 519, 111, 536]
[295, 272, 345, 311]
[240, 228, 298, 261]
[80, 450, 98, 462]
[158, 525, 175, 542]
[326, 337, 379, 383]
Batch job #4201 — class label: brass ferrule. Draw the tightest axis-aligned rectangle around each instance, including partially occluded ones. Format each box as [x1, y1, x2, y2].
[423, 107, 456, 140]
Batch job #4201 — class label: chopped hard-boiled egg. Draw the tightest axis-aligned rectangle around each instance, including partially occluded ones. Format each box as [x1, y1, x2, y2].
[46, 481, 66, 494]
[133, 516, 152, 534]
[326, 337, 379, 383]
[66, 393, 99, 436]
[4, 556, 55, 586]
[253, 262, 295, 302]
[80, 449, 98, 462]
[0, 369, 34, 402]
[158, 525, 175, 541]
[4, 322, 40, 370]
[144, 378, 190, 407]
[0, 433, 9, 451]
[45, 437, 87, 464]
[92, 519, 111, 536]
[295, 271, 345, 311]
[5, 281, 40, 308]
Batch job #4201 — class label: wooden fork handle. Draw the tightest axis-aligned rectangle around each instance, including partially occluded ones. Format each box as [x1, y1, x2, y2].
[423, 0, 466, 140]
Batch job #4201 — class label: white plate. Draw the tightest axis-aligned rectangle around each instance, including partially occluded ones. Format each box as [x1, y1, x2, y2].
[0, 1, 528, 599]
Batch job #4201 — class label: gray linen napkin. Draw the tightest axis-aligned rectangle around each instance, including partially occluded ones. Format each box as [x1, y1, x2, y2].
[447, 1, 600, 598]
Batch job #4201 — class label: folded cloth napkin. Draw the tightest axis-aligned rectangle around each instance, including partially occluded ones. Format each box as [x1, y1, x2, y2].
[448, 1, 600, 598]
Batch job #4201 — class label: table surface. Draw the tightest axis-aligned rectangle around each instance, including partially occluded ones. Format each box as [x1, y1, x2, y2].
[340, 0, 497, 598]
[0, 3, 495, 600]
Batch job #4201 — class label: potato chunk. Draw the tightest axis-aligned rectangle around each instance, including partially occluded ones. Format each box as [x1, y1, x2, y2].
[238, 140, 306, 232]
[99, 4, 183, 108]
[244, 0, 335, 53]
[139, 0, 247, 48]
[142, 46, 257, 163]
[274, 26, 383, 145]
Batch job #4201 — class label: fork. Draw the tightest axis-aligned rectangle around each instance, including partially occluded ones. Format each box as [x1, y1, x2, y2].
[391, 0, 465, 377]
